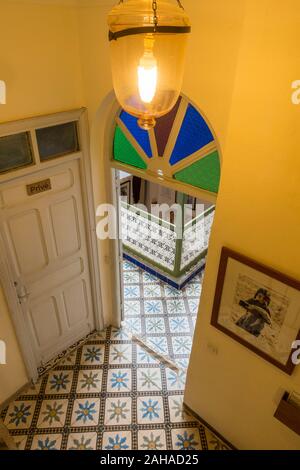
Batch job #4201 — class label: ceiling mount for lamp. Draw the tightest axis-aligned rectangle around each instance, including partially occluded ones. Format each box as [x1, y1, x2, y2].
[108, 0, 191, 130]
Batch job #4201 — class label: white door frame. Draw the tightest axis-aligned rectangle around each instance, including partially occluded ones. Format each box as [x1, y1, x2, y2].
[0, 108, 103, 381]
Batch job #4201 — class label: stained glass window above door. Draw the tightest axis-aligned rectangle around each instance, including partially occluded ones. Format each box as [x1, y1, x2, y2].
[113, 95, 221, 195]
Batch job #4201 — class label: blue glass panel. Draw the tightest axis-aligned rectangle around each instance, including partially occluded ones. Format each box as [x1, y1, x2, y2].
[169, 104, 214, 165]
[120, 111, 152, 158]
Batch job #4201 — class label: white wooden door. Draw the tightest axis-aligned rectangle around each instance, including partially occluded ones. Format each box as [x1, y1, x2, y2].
[0, 159, 95, 368]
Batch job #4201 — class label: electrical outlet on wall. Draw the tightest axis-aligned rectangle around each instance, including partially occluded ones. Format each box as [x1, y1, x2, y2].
[0, 80, 6, 104]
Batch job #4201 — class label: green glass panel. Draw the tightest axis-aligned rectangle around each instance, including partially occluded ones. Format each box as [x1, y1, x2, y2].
[174, 150, 220, 194]
[114, 126, 147, 170]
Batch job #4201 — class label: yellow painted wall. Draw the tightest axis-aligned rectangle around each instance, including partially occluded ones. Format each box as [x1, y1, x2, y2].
[0, 288, 27, 404]
[0, 2, 84, 124]
[0, 2, 85, 403]
[185, 0, 300, 450]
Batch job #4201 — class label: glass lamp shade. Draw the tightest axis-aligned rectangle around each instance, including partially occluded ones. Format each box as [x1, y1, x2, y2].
[108, 0, 191, 129]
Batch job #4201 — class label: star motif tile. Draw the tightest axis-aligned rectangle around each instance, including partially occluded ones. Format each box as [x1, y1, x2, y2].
[71, 399, 100, 428]
[4, 401, 35, 430]
[2, 325, 229, 451]
[37, 399, 68, 429]
[67, 432, 97, 450]
[76, 369, 103, 393]
[137, 396, 164, 424]
[104, 397, 132, 426]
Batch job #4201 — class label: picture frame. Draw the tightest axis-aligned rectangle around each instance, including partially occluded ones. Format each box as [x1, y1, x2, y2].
[211, 247, 300, 375]
[120, 180, 132, 204]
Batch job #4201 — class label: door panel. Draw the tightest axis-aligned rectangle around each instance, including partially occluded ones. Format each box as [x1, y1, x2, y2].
[7, 209, 49, 276]
[50, 197, 81, 258]
[63, 280, 89, 328]
[0, 159, 95, 366]
[30, 296, 62, 348]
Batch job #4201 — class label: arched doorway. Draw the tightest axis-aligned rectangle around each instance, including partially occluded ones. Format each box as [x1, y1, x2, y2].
[107, 94, 221, 369]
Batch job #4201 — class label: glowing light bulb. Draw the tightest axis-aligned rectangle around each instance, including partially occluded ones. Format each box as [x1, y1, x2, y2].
[138, 50, 158, 104]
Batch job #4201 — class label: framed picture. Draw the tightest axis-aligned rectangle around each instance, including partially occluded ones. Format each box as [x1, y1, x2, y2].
[211, 248, 300, 374]
[120, 180, 131, 204]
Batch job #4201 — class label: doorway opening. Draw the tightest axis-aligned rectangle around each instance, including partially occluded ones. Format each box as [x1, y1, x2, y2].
[106, 92, 221, 374]
[117, 170, 215, 370]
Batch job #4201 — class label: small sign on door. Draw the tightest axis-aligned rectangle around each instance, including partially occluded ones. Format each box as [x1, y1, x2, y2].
[26, 178, 52, 196]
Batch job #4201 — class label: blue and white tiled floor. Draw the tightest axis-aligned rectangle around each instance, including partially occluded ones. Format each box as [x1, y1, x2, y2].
[122, 260, 202, 370]
[1, 327, 228, 450]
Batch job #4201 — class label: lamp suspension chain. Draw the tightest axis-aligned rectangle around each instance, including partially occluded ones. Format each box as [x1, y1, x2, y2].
[152, 0, 158, 31]
[176, 0, 184, 9]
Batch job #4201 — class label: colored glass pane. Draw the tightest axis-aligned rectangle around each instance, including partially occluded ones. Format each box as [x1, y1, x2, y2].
[114, 126, 147, 170]
[120, 111, 152, 157]
[169, 104, 214, 166]
[154, 97, 181, 157]
[174, 151, 220, 193]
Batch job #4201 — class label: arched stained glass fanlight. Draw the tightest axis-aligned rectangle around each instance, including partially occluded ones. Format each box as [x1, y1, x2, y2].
[113, 95, 221, 194]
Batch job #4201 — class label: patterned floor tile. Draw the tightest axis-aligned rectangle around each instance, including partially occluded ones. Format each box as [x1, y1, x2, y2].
[147, 337, 169, 356]
[80, 344, 105, 365]
[104, 397, 132, 426]
[166, 299, 186, 315]
[171, 428, 202, 450]
[142, 272, 160, 284]
[168, 395, 196, 423]
[21, 382, 42, 397]
[164, 285, 183, 298]
[123, 261, 138, 271]
[144, 284, 162, 298]
[111, 327, 132, 341]
[4, 401, 36, 430]
[124, 300, 141, 316]
[144, 300, 164, 315]
[172, 336, 193, 355]
[102, 431, 132, 450]
[138, 429, 167, 450]
[13, 435, 28, 450]
[107, 369, 132, 393]
[136, 344, 160, 364]
[124, 285, 140, 299]
[187, 299, 200, 314]
[76, 369, 103, 393]
[166, 368, 186, 391]
[123, 318, 142, 335]
[145, 317, 166, 334]
[58, 350, 77, 366]
[31, 434, 63, 450]
[70, 398, 100, 428]
[67, 432, 97, 450]
[45, 371, 73, 395]
[137, 397, 164, 424]
[37, 399, 68, 429]
[137, 367, 162, 392]
[123, 271, 140, 284]
[169, 316, 190, 334]
[121, 260, 204, 370]
[2, 326, 229, 451]
[109, 344, 132, 365]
